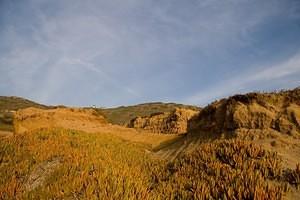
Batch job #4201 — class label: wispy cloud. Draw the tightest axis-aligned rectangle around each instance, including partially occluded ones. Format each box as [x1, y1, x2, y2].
[0, 0, 299, 106]
[63, 58, 140, 97]
[185, 52, 300, 105]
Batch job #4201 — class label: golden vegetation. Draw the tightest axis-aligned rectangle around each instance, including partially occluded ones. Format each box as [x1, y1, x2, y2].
[1, 129, 299, 199]
[1, 88, 300, 199]
[151, 140, 289, 200]
[0, 129, 158, 199]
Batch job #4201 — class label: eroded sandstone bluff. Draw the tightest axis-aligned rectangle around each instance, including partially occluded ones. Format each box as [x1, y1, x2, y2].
[127, 108, 199, 134]
[189, 88, 300, 137]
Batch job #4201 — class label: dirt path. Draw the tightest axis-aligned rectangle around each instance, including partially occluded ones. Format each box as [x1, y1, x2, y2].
[153, 134, 203, 160]
[0, 130, 13, 138]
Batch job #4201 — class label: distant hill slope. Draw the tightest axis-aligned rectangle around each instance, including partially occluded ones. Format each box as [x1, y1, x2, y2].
[0, 96, 48, 111]
[97, 102, 200, 125]
[1, 89, 300, 199]
[0, 96, 48, 131]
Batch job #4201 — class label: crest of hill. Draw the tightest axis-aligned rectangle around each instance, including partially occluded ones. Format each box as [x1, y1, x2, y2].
[0, 96, 48, 111]
[189, 87, 300, 138]
[96, 102, 200, 125]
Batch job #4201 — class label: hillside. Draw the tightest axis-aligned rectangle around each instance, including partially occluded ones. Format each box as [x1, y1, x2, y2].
[155, 88, 300, 170]
[12, 106, 181, 148]
[14, 107, 108, 134]
[0, 96, 48, 111]
[0, 96, 200, 132]
[0, 96, 48, 132]
[1, 88, 300, 199]
[97, 102, 200, 125]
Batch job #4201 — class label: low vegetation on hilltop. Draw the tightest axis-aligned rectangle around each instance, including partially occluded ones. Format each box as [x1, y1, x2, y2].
[0, 129, 158, 199]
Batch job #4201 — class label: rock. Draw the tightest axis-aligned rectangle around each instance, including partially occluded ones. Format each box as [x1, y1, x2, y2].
[128, 108, 199, 134]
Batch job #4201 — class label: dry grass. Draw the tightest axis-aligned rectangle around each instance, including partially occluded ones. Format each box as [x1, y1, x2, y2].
[1, 129, 298, 199]
[0, 128, 160, 199]
[151, 139, 289, 200]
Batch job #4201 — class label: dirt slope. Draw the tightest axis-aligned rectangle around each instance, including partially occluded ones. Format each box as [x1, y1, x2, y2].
[127, 108, 199, 134]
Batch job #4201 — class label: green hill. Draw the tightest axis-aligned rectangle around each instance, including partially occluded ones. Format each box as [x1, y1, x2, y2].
[97, 102, 200, 125]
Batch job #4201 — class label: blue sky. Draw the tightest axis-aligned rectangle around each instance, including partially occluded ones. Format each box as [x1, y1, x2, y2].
[1, 0, 300, 107]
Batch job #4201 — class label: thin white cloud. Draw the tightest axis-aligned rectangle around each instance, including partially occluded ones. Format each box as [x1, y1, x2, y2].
[63, 58, 140, 97]
[247, 55, 300, 81]
[185, 52, 300, 105]
[0, 0, 299, 106]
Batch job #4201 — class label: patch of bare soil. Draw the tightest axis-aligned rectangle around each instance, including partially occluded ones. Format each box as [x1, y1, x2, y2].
[25, 158, 61, 192]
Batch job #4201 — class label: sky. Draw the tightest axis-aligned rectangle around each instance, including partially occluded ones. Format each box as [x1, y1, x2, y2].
[1, 0, 300, 108]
